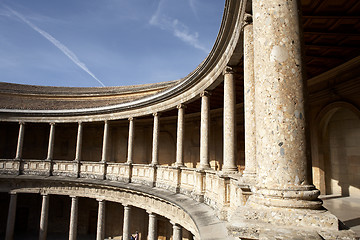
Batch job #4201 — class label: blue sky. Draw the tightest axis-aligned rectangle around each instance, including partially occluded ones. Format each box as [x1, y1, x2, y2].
[0, 0, 224, 87]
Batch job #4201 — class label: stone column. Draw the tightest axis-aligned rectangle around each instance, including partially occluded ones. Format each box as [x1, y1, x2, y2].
[5, 193, 17, 240]
[122, 205, 131, 240]
[39, 194, 49, 240]
[96, 199, 106, 240]
[127, 118, 134, 164]
[75, 122, 83, 162]
[252, 0, 320, 209]
[243, 18, 257, 178]
[172, 222, 182, 240]
[223, 66, 238, 172]
[69, 196, 78, 240]
[15, 122, 25, 160]
[147, 212, 157, 240]
[199, 91, 210, 169]
[46, 123, 56, 160]
[151, 113, 160, 165]
[175, 104, 185, 167]
[75, 122, 83, 178]
[101, 121, 109, 162]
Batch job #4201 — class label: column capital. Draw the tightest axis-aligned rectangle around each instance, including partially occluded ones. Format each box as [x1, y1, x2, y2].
[128, 117, 134, 121]
[200, 90, 211, 97]
[96, 198, 105, 202]
[177, 103, 187, 109]
[49, 122, 56, 126]
[104, 120, 109, 124]
[223, 66, 235, 75]
[153, 112, 161, 117]
[244, 13, 253, 24]
[19, 121, 25, 125]
[77, 121, 83, 126]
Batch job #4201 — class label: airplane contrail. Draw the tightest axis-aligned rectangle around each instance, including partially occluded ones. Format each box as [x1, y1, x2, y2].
[5, 6, 106, 87]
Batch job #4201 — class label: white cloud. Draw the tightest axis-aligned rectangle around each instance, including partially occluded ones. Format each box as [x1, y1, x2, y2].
[5, 6, 106, 87]
[149, 0, 209, 53]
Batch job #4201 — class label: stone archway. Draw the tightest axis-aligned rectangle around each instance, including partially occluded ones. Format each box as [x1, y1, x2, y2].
[313, 102, 360, 196]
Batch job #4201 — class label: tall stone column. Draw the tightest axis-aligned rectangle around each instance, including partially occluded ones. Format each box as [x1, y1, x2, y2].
[199, 91, 210, 169]
[151, 113, 160, 165]
[5, 193, 17, 240]
[251, 0, 321, 209]
[69, 196, 78, 240]
[127, 118, 134, 164]
[223, 66, 238, 172]
[171, 222, 182, 240]
[46, 123, 56, 160]
[101, 121, 109, 162]
[147, 212, 157, 240]
[122, 205, 131, 240]
[39, 194, 49, 240]
[96, 199, 106, 240]
[15, 122, 25, 160]
[243, 18, 257, 178]
[75, 122, 83, 162]
[75, 122, 83, 178]
[175, 104, 185, 167]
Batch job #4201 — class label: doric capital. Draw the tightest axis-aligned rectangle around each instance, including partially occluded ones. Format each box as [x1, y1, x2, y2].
[128, 117, 134, 121]
[153, 112, 161, 117]
[244, 13, 253, 24]
[223, 66, 235, 75]
[176, 103, 187, 109]
[200, 90, 211, 98]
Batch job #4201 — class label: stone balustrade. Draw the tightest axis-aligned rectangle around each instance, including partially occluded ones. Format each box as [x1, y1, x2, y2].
[0, 158, 244, 217]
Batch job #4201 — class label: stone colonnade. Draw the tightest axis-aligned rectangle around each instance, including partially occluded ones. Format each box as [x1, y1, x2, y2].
[4, 192, 189, 240]
[8, 70, 240, 174]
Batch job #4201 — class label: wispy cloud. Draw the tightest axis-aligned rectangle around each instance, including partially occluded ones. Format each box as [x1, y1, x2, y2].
[4, 6, 106, 87]
[149, 0, 209, 53]
[188, 0, 197, 17]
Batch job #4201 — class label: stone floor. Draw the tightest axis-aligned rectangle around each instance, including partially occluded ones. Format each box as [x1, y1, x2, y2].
[321, 195, 360, 238]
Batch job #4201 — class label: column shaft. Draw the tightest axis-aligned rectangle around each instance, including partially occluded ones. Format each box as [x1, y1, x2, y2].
[101, 121, 109, 162]
[75, 122, 83, 161]
[122, 205, 131, 240]
[199, 91, 210, 169]
[5, 193, 17, 240]
[46, 123, 56, 160]
[147, 212, 157, 240]
[39, 194, 49, 240]
[223, 67, 237, 172]
[96, 200, 106, 240]
[69, 196, 78, 240]
[151, 113, 160, 165]
[252, 0, 320, 208]
[243, 21, 257, 177]
[127, 118, 134, 164]
[172, 223, 182, 240]
[175, 104, 185, 167]
[15, 122, 25, 160]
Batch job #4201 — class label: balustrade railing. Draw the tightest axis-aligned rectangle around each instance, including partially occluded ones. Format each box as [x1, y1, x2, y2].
[0, 158, 247, 216]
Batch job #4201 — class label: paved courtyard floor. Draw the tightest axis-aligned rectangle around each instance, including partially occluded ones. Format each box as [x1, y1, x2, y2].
[321, 195, 360, 238]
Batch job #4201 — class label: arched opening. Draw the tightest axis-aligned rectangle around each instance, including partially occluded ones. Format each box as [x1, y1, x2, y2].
[324, 108, 360, 197]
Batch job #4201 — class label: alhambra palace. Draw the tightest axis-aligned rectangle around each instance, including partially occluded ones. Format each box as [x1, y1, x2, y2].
[1, 0, 360, 239]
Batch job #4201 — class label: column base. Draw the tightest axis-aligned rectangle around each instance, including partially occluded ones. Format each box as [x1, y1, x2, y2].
[199, 164, 211, 170]
[222, 165, 238, 173]
[227, 203, 356, 239]
[250, 185, 323, 209]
